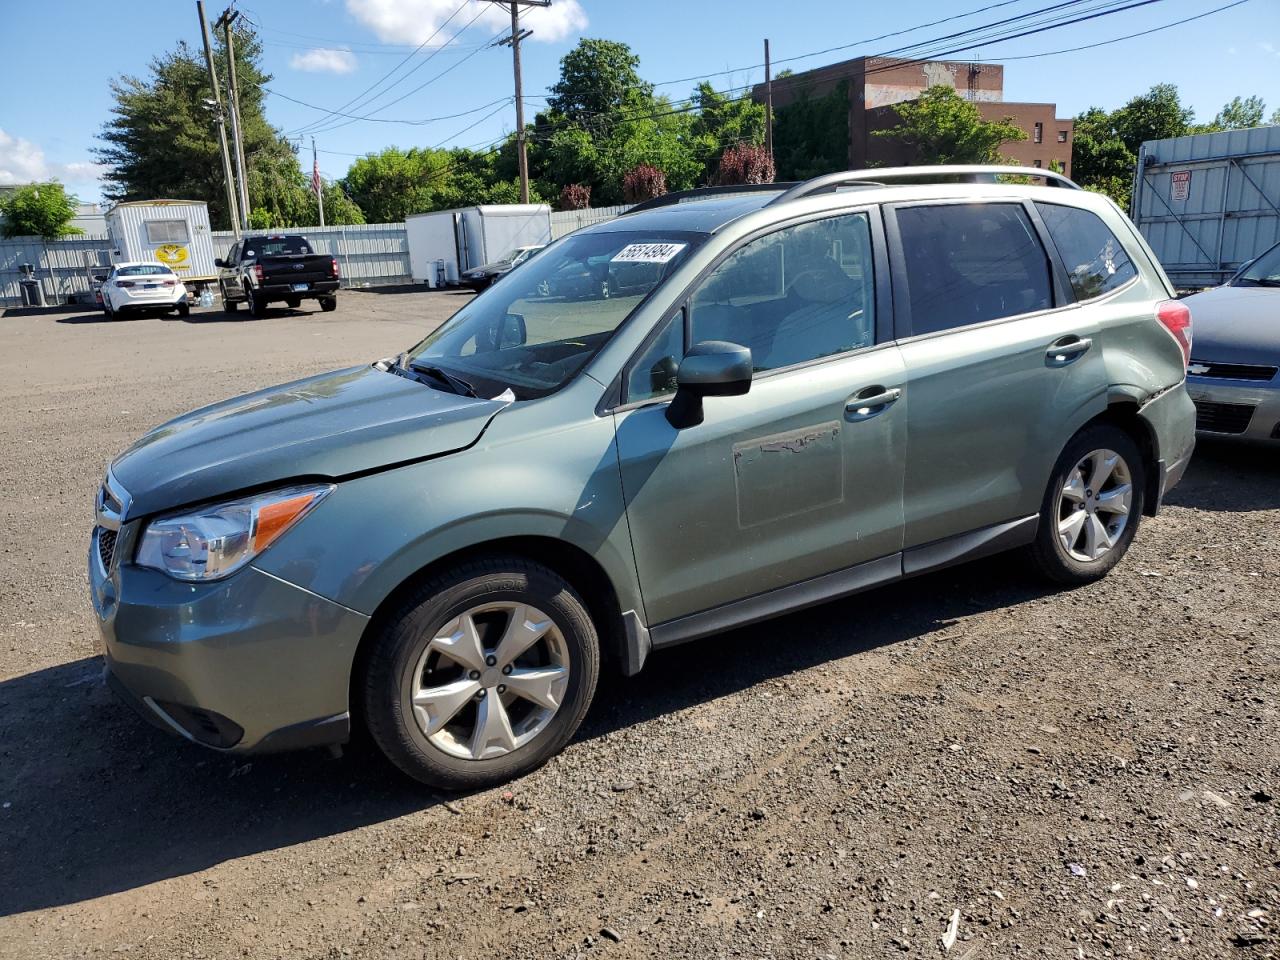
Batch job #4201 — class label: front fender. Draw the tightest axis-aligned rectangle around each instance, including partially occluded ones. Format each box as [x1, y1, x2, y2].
[253, 402, 643, 623]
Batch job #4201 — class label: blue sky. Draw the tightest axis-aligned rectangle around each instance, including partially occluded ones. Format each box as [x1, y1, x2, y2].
[1, 0, 1276, 203]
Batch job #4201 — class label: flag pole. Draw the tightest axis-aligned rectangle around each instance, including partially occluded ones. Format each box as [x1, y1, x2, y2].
[313, 137, 325, 227]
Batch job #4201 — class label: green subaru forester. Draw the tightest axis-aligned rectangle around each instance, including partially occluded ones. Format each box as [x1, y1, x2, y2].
[90, 167, 1195, 790]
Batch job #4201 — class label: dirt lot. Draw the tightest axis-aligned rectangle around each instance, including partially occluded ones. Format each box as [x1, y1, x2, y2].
[0, 291, 1276, 960]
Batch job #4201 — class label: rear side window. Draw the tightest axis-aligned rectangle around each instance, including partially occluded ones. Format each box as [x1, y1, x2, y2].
[1035, 202, 1137, 300]
[895, 203, 1052, 336]
[244, 237, 313, 257]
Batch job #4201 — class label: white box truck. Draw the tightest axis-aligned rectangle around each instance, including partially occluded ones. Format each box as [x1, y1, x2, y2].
[405, 204, 551, 286]
[105, 200, 218, 292]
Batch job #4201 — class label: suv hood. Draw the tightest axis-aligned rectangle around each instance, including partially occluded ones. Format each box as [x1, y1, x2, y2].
[112, 364, 508, 517]
[1182, 285, 1280, 363]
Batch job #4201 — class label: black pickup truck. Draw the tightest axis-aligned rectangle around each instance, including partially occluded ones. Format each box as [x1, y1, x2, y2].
[216, 234, 339, 317]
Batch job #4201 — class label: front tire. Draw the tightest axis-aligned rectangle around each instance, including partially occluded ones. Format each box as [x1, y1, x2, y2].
[1027, 424, 1145, 585]
[221, 284, 239, 313]
[362, 558, 600, 790]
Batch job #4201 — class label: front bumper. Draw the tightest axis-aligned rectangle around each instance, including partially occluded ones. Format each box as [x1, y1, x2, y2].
[1187, 375, 1280, 442]
[89, 526, 368, 752]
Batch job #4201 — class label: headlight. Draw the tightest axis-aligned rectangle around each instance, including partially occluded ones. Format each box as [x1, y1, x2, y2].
[136, 483, 333, 581]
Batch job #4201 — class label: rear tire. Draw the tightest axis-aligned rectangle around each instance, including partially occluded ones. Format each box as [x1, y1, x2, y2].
[176, 302, 190, 318]
[286, 297, 301, 309]
[1027, 424, 1145, 585]
[362, 558, 600, 791]
[248, 293, 267, 318]
[319, 296, 337, 312]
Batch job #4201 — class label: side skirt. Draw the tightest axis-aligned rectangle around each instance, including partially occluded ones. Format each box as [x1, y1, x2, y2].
[630, 515, 1039, 663]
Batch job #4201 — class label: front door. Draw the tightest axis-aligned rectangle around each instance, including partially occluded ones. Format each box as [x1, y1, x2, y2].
[613, 209, 908, 627]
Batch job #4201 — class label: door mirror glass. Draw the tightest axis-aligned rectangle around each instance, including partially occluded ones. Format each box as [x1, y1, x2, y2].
[667, 340, 752, 428]
[476, 312, 527, 352]
[214, 258, 225, 268]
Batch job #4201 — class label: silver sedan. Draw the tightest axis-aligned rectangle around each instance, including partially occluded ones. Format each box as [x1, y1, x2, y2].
[1182, 240, 1280, 442]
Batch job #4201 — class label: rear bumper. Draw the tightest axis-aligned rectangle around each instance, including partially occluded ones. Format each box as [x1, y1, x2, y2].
[257, 280, 339, 300]
[1138, 385, 1197, 513]
[1186, 375, 1280, 443]
[90, 532, 367, 753]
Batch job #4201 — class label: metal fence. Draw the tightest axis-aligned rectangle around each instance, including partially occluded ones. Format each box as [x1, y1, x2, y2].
[550, 204, 632, 239]
[209, 222, 411, 287]
[0, 234, 113, 307]
[1, 222, 412, 308]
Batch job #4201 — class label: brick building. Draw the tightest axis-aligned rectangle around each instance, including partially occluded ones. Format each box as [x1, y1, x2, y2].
[753, 56, 1073, 176]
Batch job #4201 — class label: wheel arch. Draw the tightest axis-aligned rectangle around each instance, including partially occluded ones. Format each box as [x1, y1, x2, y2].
[348, 535, 627, 729]
[1083, 399, 1160, 516]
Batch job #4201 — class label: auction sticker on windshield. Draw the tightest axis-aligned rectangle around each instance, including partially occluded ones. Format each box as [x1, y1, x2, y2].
[612, 243, 687, 264]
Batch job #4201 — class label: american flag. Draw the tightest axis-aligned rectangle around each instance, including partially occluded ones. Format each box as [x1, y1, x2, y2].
[311, 154, 322, 196]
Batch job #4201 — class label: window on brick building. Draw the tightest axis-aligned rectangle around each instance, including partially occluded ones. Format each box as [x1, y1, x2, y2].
[1057, 130, 1069, 143]
[1033, 122, 1043, 143]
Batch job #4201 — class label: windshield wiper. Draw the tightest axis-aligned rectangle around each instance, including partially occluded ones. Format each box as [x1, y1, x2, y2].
[407, 360, 478, 398]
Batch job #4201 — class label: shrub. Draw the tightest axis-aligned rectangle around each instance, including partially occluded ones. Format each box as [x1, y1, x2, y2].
[623, 164, 667, 204]
[717, 143, 776, 185]
[558, 183, 592, 210]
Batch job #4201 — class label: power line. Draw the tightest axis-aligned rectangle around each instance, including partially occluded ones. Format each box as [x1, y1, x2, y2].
[268, 90, 512, 127]
[993, 0, 1251, 58]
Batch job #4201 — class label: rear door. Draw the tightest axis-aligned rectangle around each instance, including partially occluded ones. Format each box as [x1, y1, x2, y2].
[613, 208, 907, 627]
[886, 199, 1108, 552]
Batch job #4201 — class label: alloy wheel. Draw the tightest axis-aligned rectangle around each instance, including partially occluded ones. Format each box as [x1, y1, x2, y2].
[1056, 448, 1133, 562]
[407, 602, 570, 761]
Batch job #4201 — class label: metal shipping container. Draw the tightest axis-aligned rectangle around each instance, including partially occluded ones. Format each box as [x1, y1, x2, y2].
[405, 205, 551, 284]
[1132, 125, 1280, 290]
[105, 200, 218, 286]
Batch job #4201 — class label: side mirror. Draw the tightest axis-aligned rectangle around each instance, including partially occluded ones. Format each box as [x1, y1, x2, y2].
[214, 258, 225, 268]
[666, 340, 752, 428]
[92, 273, 107, 282]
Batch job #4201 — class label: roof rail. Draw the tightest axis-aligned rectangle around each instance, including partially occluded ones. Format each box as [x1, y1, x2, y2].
[769, 165, 1081, 205]
[625, 182, 800, 214]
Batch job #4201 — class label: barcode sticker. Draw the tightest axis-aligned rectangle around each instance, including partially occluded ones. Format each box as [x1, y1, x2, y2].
[611, 242, 687, 264]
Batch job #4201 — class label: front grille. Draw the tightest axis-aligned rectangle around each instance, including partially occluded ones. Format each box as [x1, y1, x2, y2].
[97, 527, 117, 570]
[1194, 400, 1256, 435]
[1188, 359, 1278, 381]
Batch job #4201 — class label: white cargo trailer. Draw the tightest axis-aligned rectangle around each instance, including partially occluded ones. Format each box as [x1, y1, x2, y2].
[1132, 125, 1280, 290]
[105, 200, 218, 291]
[405, 204, 551, 285]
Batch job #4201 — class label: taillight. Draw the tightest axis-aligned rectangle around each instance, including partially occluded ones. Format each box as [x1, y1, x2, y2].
[1156, 299, 1192, 368]
[330, 257, 340, 279]
[115, 280, 135, 288]
[162, 279, 176, 287]
[253, 264, 264, 283]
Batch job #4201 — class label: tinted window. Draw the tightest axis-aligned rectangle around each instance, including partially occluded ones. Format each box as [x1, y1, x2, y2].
[1035, 202, 1137, 300]
[244, 237, 313, 257]
[688, 212, 876, 373]
[896, 203, 1052, 335]
[408, 231, 701, 400]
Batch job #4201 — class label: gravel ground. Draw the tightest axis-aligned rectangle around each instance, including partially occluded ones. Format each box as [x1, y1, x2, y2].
[0, 291, 1276, 960]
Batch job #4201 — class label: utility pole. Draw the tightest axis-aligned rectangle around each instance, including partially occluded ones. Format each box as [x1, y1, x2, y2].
[491, 1, 549, 205]
[764, 39, 774, 165]
[217, 6, 251, 232]
[313, 138, 325, 227]
[197, 0, 241, 237]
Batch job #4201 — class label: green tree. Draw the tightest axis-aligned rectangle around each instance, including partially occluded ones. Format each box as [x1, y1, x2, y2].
[95, 23, 334, 230]
[1211, 95, 1266, 131]
[0, 183, 82, 239]
[546, 39, 652, 124]
[1111, 83, 1193, 148]
[340, 147, 453, 222]
[688, 82, 765, 180]
[874, 85, 1027, 165]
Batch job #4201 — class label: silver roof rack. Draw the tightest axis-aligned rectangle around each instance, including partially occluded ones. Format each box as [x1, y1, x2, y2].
[769, 164, 1081, 205]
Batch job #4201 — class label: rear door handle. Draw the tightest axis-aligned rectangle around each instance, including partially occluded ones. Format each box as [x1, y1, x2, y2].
[1046, 336, 1093, 366]
[846, 385, 902, 421]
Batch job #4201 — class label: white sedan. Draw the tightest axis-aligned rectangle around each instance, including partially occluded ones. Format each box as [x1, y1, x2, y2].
[101, 262, 190, 318]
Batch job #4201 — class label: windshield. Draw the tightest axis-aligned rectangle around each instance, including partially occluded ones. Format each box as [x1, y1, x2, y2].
[245, 237, 312, 257]
[1234, 242, 1280, 286]
[407, 230, 703, 400]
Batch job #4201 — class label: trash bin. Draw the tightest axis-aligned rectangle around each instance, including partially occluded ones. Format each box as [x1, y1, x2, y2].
[19, 278, 46, 308]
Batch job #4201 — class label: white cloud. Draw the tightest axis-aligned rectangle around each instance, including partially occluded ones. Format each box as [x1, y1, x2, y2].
[0, 128, 105, 193]
[1259, 41, 1279, 57]
[289, 47, 359, 74]
[346, 0, 587, 46]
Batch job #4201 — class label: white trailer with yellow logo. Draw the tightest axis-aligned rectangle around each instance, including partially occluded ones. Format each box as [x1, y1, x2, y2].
[105, 199, 218, 293]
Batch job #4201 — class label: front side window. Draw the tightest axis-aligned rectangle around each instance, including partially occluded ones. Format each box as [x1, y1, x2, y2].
[144, 220, 190, 244]
[896, 203, 1052, 336]
[408, 230, 702, 400]
[1035, 202, 1137, 301]
[686, 212, 876, 373]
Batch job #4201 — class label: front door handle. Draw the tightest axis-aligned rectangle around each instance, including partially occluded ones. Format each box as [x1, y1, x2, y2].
[846, 385, 902, 421]
[1046, 336, 1093, 367]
